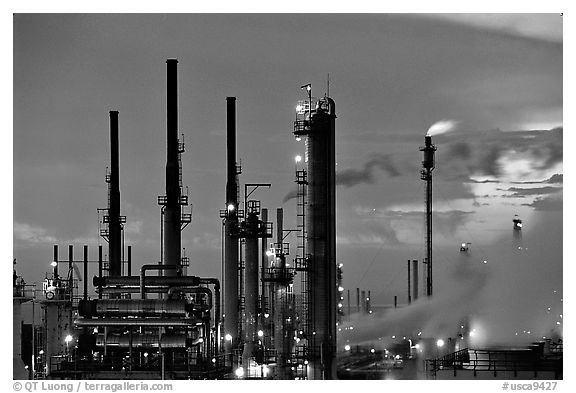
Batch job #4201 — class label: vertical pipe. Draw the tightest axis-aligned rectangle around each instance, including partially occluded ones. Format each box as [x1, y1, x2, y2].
[274, 207, 290, 379]
[260, 208, 268, 319]
[242, 211, 259, 370]
[367, 290, 371, 313]
[127, 246, 132, 276]
[356, 288, 360, 313]
[347, 289, 350, 321]
[407, 260, 411, 304]
[394, 295, 397, 308]
[68, 245, 73, 298]
[98, 245, 103, 299]
[224, 97, 239, 355]
[53, 245, 59, 279]
[127, 246, 132, 299]
[412, 260, 418, 301]
[108, 110, 122, 277]
[83, 246, 88, 301]
[163, 59, 181, 277]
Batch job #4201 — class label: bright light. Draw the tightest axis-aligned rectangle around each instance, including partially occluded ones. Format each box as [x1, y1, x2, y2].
[436, 339, 445, 348]
[212, 358, 216, 364]
[295, 155, 302, 163]
[258, 330, 264, 337]
[517, 223, 523, 228]
[338, 303, 343, 308]
[39, 350, 44, 355]
[483, 260, 488, 264]
[344, 345, 351, 351]
[295, 136, 302, 142]
[461, 243, 467, 248]
[296, 105, 303, 112]
[339, 263, 344, 268]
[93, 328, 98, 334]
[235, 367, 244, 378]
[264, 313, 270, 319]
[227, 204, 235, 212]
[263, 365, 269, 376]
[265, 250, 274, 257]
[225, 334, 232, 341]
[417, 331, 422, 336]
[415, 344, 420, 349]
[65, 335, 73, 344]
[143, 352, 148, 358]
[469, 330, 476, 337]
[50, 261, 57, 267]
[306, 85, 311, 92]
[338, 286, 344, 292]
[370, 348, 375, 353]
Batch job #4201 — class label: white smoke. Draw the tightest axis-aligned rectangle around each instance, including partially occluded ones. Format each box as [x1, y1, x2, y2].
[426, 119, 460, 136]
[339, 226, 563, 350]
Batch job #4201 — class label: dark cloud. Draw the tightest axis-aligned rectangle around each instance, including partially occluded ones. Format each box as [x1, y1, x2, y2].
[446, 141, 472, 160]
[502, 186, 562, 197]
[522, 195, 563, 211]
[336, 153, 400, 188]
[438, 129, 563, 181]
[547, 174, 563, 184]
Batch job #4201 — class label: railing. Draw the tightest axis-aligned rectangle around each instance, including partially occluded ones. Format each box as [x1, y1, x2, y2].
[426, 347, 563, 378]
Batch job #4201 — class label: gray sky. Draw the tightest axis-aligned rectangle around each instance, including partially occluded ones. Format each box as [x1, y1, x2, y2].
[12, 14, 562, 341]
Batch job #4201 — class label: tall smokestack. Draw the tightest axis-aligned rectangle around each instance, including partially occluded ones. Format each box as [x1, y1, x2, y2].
[163, 59, 181, 277]
[224, 97, 240, 352]
[407, 260, 411, 304]
[412, 260, 418, 301]
[108, 110, 122, 277]
[420, 135, 436, 297]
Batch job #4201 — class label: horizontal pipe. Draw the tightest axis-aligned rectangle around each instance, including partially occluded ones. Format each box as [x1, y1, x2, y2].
[96, 334, 202, 349]
[141, 264, 182, 299]
[78, 299, 192, 318]
[93, 275, 199, 287]
[74, 318, 202, 327]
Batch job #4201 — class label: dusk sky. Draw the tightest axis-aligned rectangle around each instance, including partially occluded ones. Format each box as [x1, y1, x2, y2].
[12, 13, 563, 342]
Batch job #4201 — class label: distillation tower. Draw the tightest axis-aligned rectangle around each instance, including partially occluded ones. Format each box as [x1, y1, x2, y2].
[293, 91, 337, 380]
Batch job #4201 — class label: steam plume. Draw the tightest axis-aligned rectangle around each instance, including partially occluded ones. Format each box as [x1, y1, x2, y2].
[426, 119, 459, 136]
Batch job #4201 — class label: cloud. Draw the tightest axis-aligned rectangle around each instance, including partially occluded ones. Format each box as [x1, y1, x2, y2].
[14, 222, 57, 244]
[426, 14, 563, 43]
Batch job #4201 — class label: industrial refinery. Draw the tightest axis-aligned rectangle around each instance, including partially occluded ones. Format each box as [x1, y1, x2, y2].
[13, 14, 563, 382]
